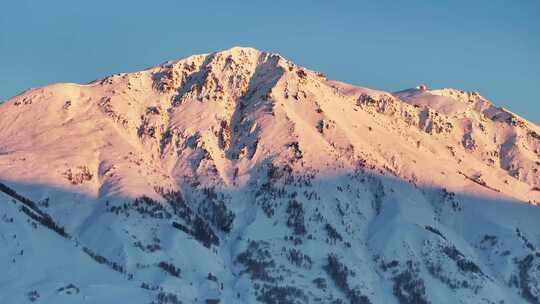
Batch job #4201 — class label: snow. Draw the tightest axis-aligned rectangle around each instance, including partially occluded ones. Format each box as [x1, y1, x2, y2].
[1, 47, 540, 303]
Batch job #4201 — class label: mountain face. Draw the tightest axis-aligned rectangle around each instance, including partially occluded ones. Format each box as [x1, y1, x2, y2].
[1, 47, 540, 304]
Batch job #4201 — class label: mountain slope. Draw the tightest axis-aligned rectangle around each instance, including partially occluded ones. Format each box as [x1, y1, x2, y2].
[1, 47, 540, 303]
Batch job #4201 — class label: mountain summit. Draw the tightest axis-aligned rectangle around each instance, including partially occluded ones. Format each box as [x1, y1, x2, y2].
[1, 47, 540, 303]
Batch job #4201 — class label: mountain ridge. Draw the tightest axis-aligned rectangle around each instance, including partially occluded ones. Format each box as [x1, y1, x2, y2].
[1, 47, 540, 303]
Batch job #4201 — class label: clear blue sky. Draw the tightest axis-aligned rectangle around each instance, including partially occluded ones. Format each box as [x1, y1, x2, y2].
[1, 0, 539, 123]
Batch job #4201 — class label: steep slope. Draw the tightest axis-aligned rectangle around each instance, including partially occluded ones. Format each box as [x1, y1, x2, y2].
[1, 47, 540, 303]
[394, 85, 540, 192]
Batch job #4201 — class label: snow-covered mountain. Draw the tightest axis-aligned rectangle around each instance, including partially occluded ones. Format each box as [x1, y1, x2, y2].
[1, 47, 540, 304]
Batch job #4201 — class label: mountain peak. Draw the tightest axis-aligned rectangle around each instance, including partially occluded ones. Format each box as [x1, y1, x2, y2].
[161, 46, 286, 70]
[2, 47, 540, 304]
[211, 46, 286, 60]
[219, 46, 263, 55]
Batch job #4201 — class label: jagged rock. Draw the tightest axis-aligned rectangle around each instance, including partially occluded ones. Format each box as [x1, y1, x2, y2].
[0, 47, 539, 303]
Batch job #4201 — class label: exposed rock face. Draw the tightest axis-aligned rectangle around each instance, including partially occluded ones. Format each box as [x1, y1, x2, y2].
[1, 47, 540, 303]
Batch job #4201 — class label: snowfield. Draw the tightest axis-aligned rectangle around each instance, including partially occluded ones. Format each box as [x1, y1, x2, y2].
[1, 47, 540, 303]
